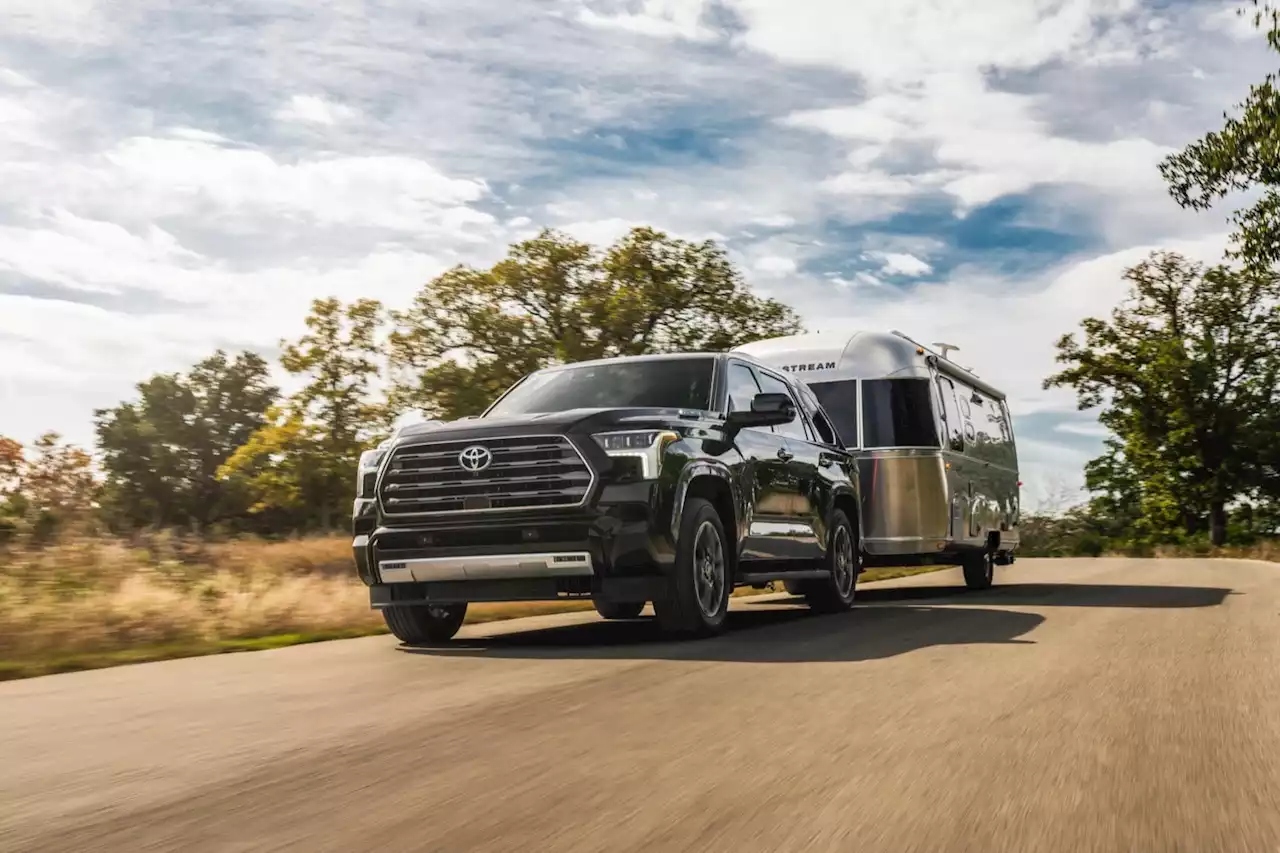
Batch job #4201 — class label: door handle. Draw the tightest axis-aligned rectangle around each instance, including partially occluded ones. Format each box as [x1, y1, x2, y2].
[776, 447, 794, 462]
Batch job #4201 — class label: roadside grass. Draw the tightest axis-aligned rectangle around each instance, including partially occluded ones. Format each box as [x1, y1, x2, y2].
[0, 533, 957, 682]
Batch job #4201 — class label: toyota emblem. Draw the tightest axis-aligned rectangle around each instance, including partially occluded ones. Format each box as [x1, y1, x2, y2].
[458, 445, 493, 472]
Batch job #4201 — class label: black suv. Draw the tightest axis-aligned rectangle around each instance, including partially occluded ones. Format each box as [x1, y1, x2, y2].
[352, 352, 862, 642]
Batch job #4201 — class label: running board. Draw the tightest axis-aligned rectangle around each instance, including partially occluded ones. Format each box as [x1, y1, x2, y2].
[738, 570, 829, 585]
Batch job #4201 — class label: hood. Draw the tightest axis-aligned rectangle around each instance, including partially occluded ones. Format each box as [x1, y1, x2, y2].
[389, 407, 714, 445]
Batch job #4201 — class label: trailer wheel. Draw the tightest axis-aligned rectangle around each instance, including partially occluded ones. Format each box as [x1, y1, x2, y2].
[962, 549, 995, 590]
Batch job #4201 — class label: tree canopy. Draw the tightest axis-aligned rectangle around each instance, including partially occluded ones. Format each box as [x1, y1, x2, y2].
[218, 298, 389, 530]
[1045, 252, 1280, 546]
[95, 350, 278, 530]
[387, 226, 804, 420]
[1160, 2, 1280, 267]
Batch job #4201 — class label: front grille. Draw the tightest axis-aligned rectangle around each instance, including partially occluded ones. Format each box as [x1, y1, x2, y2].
[378, 434, 595, 517]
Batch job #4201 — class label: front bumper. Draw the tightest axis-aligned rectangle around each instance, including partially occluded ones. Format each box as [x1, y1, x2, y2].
[352, 480, 677, 605]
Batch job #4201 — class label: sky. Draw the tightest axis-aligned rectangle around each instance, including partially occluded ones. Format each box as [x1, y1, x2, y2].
[0, 0, 1273, 509]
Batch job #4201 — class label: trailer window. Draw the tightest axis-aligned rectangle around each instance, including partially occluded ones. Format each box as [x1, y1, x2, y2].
[860, 378, 940, 449]
[807, 380, 859, 448]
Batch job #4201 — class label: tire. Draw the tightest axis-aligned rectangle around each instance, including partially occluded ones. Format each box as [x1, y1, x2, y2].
[803, 509, 860, 613]
[962, 549, 995, 590]
[382, 603, 468, 644]
[594, 600, 646, 620]
[653, 497, 732, 637]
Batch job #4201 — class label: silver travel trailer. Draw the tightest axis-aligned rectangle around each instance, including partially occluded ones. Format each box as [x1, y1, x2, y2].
[733, 330, 1020, 589]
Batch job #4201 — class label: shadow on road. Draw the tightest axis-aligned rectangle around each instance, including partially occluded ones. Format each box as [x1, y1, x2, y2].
[400, 604, 1044, 664]
[759, 582, 1236, 609]
[397, 581, 1233, 665]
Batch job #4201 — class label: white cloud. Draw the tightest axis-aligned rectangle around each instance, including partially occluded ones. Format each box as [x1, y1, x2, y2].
[275, 94, 360, 126]
[4, 0, 111, 44]
[754, 255, 798, 275]
[730, 0, 1149, 81]
[97, 137, 490, 232]
[871, 251, 932, 277]
[576, 0, 715, 42]
[785, 71, 1173, 212]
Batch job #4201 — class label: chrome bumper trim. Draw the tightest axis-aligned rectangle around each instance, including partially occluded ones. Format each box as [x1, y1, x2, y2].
[378, 551, 594, 584]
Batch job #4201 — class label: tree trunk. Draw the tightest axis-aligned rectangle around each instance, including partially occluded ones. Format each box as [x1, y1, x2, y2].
[1209, 500, 1228, 547]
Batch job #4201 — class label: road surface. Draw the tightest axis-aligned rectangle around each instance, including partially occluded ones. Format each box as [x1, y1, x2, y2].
[2, 558, 1279, 853]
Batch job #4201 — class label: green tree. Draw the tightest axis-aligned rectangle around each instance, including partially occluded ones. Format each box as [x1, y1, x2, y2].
[1045, 252, 1280, 546]
[222, 298, 387, 529]
[94, 350, 278, 530]
[1160, 2, 1280, 267]
[0, 436, 23, 540]
[14, 432, 98, 539]
[388, 227, 804, 419]
[215, 407, 335, 530]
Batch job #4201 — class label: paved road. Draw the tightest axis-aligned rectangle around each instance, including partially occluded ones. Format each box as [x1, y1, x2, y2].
[2, 558, 1279, 853]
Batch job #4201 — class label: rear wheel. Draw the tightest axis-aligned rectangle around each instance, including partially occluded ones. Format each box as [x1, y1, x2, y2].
[382, 603, 468, 644]
[962, 549, 995, 590]
[803, 509, 860, 613]
[653, 497, 731, 637]
[594, 600, 646, 620]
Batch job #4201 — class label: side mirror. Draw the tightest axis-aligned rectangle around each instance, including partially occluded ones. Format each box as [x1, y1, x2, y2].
[725, 392, 797, 430]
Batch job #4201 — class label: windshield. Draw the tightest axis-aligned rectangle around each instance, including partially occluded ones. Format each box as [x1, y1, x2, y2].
[485, 357, 716, 417]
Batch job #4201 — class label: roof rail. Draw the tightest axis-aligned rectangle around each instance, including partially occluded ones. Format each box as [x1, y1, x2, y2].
[889, 329, 938, 358]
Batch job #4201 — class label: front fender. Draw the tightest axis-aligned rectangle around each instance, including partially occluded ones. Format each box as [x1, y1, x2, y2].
[669, 459, 736, 545]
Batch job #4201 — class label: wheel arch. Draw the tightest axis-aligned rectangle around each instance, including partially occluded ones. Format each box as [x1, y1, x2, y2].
[831, 487, 862, 550]
[671, 463, 738, 566]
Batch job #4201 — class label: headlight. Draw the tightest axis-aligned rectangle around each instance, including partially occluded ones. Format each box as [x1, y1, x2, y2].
[592, 430, 679, 480]
[356, 447, 387, 498]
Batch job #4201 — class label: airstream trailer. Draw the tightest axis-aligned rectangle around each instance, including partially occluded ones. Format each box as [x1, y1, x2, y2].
[733, 330, 1019, 589]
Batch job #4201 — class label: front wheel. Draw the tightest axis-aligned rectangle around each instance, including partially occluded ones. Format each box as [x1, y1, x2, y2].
[653, 497, 731, 637]
[382, 603, 468, 644]
[803, 509, 860, 613]
[962, 549, 995, 590]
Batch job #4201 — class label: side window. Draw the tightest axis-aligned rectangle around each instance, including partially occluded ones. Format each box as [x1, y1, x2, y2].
[800, 386, 838, 445]
[726, 362, 762, 413]
[937, 376, 964, 452]
[983, 396, 1015, 467]
[808, 380, 859, 448]
[755, 371, 808, 440]
[969, 389, 994, 463]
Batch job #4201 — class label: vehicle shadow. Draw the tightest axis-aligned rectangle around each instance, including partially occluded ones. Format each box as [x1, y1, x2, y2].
[751, 582, 1236, 609]
[396, 582, 1232, 665]
[398, 604, 1043, 664]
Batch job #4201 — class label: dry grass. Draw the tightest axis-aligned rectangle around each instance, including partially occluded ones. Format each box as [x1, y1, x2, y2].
[0, 534, 382, 663]
[1122, 541, 1280, 562]
[0, 532, 953, 680]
